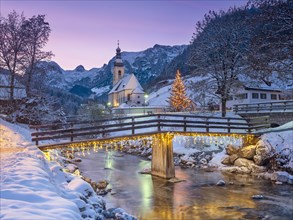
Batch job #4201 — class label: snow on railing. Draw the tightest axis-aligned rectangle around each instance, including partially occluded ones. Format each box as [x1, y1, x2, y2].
[30, 113, 269, 146]
[233, 100, 293, 113]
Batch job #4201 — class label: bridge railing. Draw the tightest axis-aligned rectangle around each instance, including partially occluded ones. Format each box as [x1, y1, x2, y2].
[233, 100, 293, 113]
[30, 113, 270, 146]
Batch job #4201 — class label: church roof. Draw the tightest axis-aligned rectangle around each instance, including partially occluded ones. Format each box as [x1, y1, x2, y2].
[109, 73, 144, 94]
[132, 87, 144, 94]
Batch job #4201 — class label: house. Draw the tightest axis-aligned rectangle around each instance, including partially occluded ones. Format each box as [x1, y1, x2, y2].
[226, 86, 282, 109]
[108, 43, 145, 107]
[0, 73, 26, 100]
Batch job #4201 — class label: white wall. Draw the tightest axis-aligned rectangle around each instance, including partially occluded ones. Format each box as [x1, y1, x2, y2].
[226, 89, 281, 109]
[130, 93, 145, 106]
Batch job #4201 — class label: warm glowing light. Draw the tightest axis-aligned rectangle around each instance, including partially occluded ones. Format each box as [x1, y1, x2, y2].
[169, 70, 194, 111]
[41, 132, 256, 165]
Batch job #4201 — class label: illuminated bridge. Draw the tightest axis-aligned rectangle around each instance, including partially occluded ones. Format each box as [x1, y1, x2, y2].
[31, 114, 268, 178]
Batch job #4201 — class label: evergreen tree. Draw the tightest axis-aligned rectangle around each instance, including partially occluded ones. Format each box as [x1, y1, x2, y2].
[169, 70, 194, 112]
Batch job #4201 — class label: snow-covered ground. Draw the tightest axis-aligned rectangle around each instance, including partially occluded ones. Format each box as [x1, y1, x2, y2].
[147, 75, 211, 107]
[91, 85, 110, 97]
[0, 119, 135, 220]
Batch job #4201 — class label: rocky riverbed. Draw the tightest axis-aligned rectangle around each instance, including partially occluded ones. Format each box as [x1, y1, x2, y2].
[48, 149, 137, 220]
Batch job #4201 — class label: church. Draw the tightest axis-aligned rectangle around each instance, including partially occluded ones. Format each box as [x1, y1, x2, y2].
[108, 43, 145, 107]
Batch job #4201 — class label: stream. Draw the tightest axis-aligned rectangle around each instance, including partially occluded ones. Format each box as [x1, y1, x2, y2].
[76, 149, 293, 220]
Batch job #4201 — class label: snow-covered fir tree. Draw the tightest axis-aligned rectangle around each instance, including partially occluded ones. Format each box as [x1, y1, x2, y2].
[169, 70, 194, 111]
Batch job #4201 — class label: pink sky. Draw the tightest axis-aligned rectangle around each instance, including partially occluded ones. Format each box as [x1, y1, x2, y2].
[1, 0, 247, 70]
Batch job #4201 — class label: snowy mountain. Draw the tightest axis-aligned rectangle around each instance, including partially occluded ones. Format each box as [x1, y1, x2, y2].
[36, 44, 187, 100]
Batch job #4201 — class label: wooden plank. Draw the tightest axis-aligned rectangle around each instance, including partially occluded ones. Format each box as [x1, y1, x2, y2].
[159, 123, 249, 130]
[160, 113, 247, 121]
[157, 119, 249, 126]
[31, 119, 160, 137]
[30, 114, 156, 129]
[32, 123, 158, 142]
[37, 130, 251, 150]
[233, 100, 293, 113]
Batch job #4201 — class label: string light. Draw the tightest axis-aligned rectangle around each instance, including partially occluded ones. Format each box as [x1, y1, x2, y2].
[40, 132, 256, 166]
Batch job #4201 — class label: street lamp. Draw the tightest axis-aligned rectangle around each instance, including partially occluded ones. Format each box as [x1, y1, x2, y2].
[144, 94, 149, 115]
[107, 102, 112, 115]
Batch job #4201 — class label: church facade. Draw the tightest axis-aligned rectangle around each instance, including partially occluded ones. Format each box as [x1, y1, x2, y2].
[108, 44, 145, 107]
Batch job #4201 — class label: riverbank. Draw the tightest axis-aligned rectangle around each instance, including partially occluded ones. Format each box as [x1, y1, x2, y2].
[0, 119, 136, 220]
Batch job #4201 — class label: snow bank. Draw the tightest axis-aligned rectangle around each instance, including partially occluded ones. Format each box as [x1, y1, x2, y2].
[0, 119, 106, 220]
[260, 121, 293, 172]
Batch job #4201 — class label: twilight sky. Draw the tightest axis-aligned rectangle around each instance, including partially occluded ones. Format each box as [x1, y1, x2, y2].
[1, 0, 247, 70]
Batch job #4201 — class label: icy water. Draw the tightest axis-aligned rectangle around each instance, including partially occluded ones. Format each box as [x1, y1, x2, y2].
[76, 149, 293, 220]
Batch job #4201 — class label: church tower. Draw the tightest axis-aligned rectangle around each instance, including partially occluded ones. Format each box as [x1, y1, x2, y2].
[113, 41, 124, 85]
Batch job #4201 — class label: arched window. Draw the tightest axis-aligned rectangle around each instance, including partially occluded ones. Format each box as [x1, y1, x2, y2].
[118, 70, 122, 76]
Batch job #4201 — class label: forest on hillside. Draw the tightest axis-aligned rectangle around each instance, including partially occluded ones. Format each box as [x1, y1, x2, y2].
[186, 0, 293, 116]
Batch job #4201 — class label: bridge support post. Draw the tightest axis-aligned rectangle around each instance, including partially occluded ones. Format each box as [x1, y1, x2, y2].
[151, 133, 175, 179]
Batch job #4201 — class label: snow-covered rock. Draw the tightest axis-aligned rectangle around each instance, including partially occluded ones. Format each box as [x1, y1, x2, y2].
[214, 121, 293, 183]
[216, 180, 226, 186]
[271, 171, 291, 183]
[253, 139, 274, 165]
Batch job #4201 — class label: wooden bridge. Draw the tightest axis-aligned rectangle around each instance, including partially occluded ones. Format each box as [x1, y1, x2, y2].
[31, 113, 269, 179]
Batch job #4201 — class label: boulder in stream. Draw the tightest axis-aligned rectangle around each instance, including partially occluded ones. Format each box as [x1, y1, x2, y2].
[216, 180, 226, 186]
[97, 180, 109, 189]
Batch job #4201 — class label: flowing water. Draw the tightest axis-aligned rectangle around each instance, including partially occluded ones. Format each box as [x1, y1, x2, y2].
[76, 149, 293, 220]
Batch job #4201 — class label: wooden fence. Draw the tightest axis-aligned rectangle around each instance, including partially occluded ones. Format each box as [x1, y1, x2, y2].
[233, 100, 293, 113]
[30, 113, 270, 146]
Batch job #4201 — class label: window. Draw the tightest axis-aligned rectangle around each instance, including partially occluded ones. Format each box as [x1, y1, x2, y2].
[260, 93, 267, 99]
[271, 94, 277, 100]
[118, 70, 122, 76]
[252, 93, 259, 99]
[137, 101, 141, 104]
[127, 94, 131, 101]
[137, 96, 140, 98]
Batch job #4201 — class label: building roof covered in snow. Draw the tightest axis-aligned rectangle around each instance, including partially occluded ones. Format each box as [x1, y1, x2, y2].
[132, 87, 144, 94]
[109, 73, 144, 94]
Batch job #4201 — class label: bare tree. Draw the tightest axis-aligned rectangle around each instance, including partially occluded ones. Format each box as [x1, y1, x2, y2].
[246, 0, 293, 83]
[0, 11, 26, 100]
[22, 15, 53, 97]
[188, 8, 250, 117]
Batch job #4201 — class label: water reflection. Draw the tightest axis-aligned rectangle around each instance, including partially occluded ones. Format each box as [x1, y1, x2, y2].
[76, 149, 293, 220]
[138, 164, 153, 213]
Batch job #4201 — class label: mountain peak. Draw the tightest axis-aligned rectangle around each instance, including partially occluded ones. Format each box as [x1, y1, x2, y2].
[74, 65, 86, 72]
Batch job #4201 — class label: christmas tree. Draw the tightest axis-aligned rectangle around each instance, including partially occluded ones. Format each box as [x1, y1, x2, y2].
[169, 70, 194, 112]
